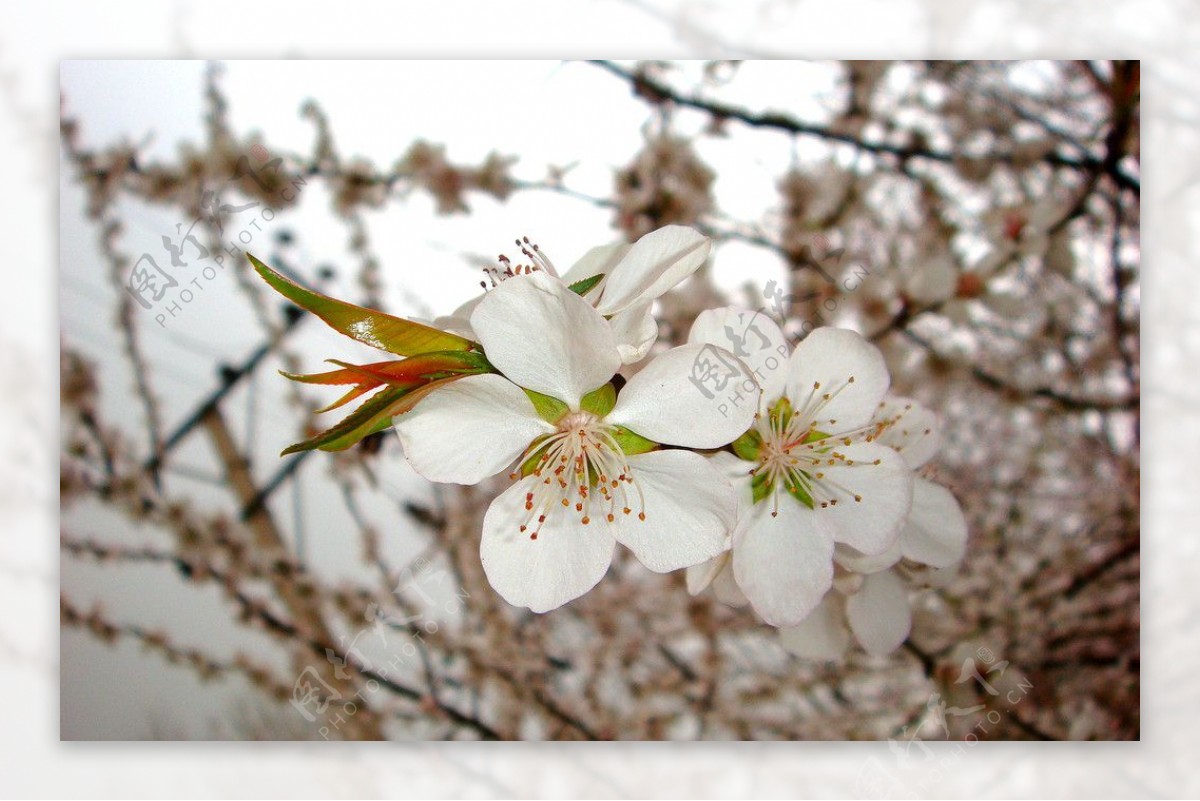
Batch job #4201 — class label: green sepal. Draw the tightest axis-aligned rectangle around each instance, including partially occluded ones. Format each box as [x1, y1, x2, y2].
[580, 383, 617, 417]
[803, 428, 830, 444]
[730, 429, 763, 461]
[515, 435, 551, 478]
[611, 426, 657, 456]
[750, 470, 773, 504]
[768, 396, 793, 430]
[249, 253, 476, 357]
[523, 388, 569, 424]
[567, 273, 604, 297]
[784, 475, 816, 510]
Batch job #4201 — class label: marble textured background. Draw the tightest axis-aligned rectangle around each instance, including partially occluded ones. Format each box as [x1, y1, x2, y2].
[4, 0, 1186, 795]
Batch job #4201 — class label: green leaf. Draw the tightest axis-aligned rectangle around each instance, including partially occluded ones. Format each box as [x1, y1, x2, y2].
[249, 253, 475, 357]
[730, 429, 763, 461]
[580, 383, 617, 417]
[611, 426, 657, 456]
[319, 414, 395, 451]
[567, 273, 604, 297]
[327, 351, 493, 383]
[282, 351, 493, 415]
[283, 385, 411, 455]
[523, 388, 569, 424]
[282, 375, 469, 454]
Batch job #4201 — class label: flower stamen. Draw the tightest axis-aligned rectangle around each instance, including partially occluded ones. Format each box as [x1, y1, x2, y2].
[512, 409, 645, 539]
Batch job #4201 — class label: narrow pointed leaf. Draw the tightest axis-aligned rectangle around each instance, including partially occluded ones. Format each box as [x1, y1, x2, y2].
[327, 351, 493, 384]
[316, 384, 379, 414]
[283, 385, 411, 455]
[309, 375, 473, 453]
[250, 253, 476, 356]
[319, 415, 395, 450]
[281, 365, 371, 386]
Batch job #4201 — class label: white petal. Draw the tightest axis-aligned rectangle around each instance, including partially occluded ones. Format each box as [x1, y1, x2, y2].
[688, 307, 790, 402]
[480, 477, 616, 613]
[710, 557, 749, 607]
[470, 271, 621, 408]
[612, 450, 734, 573]
[778, 595, 850, 660]
[594, 225, 710, 315]
[812, 442, 913, 555]
[710, 449, 755, 484]
[901, 478, 968, 569]
[560, 242, 630, 288]
[432, 315, 475, 340]
[393, 374, 553, 485]
[732, 496, 836, 627]
[607, 343, 759, 448]
[834, 539, 902, 574]
[608, 301, 659, 364]
[709, 450, 754, 520]
[845, 570, 911, 656]
[686, 551, 729, 596]
[786, 327, 890, 431]
[685, 549, 750, 607]
[433, 293, 484, 340]
[874, 396, 940, 469]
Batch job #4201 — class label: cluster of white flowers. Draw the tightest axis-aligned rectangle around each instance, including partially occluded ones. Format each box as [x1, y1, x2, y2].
[393, 225, 967, 657]
[682, 309, 967, 657]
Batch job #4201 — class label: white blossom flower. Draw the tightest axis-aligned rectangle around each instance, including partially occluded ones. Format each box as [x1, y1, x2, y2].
[776, 566, 913, 658]
[686, 310, 913, 627]
[435, 225, 711, 364]
[779, 396, 968, 659]
[396, 272, 757, 613]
